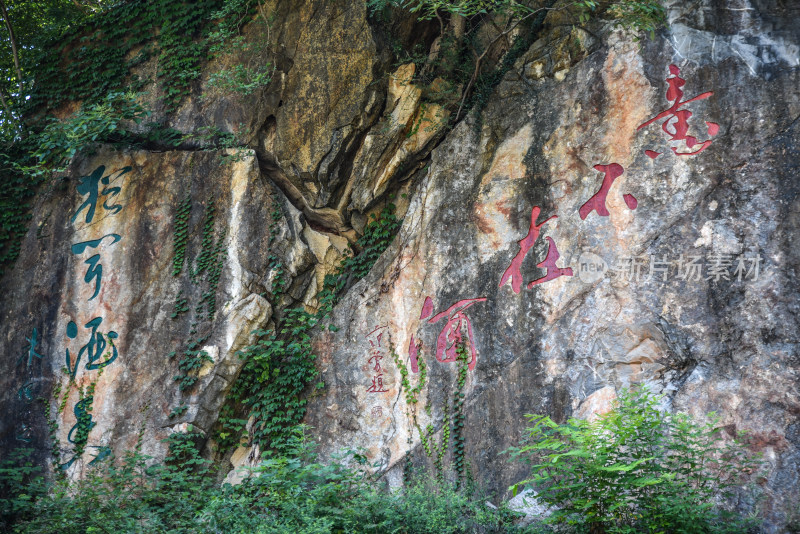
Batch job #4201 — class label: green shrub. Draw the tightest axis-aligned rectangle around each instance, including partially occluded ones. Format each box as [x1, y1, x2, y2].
[2, 426, 527, 533]
[0, 449, 47, 531]
[3, 428, 216, 534]
[27, 91, 148, 177]
[507, 387, 763, 533]
[204, 427, 525, 533]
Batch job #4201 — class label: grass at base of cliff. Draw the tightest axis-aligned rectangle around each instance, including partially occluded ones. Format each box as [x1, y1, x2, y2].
[2, 388, 766, 533]
[0, 426, 529, 534]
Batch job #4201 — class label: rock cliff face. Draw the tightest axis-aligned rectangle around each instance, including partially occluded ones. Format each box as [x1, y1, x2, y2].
[1, 0, 798, 530]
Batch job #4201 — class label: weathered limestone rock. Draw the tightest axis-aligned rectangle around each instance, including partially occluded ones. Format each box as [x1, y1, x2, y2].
[574, 385, 617, 421]
[1, 0, 798, 531]
[0, 147, 302, 477]
[301, 224, 350, 310]
[133, 0, 422, 234]
[349, 63, 450, 214]
[507, 489, 551, 527]
[304, 3, 800, 531]
[224, 439, 262, 486]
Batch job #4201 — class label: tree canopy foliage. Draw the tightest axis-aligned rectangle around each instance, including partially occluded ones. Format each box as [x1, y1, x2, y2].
[0, 0, 113, 137]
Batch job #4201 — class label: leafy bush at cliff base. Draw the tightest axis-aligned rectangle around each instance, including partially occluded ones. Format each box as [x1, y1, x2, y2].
[1, 427, 527, 533]
[1, 429, 217, 534]
[506, 387, 763, 533]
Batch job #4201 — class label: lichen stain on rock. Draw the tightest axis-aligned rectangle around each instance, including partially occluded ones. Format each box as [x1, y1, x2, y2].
[473, 124, 534, 257]
[600, 44, 653, 162]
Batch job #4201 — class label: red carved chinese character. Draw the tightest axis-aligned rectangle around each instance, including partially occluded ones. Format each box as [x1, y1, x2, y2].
[527, 237, 573, 287]
[420, 297, 486, 371]
[579, 163, 636, 220]
[498, 206, 556, 293]
[637, 64, 718, 157]
[366, 324, 387, 347]
[499, 206, 574, 291]
[367, 374, 389, 393]
[420, 297, 434, 320]
[368, 353, 383, 372]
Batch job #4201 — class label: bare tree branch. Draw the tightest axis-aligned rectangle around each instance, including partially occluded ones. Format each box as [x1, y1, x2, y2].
[455, 8, 542, 120]
[71, 0, 89, 14]
[453, 0, 573, 121]
[0, 0, 23, 98]
[0, 85, 13, 121]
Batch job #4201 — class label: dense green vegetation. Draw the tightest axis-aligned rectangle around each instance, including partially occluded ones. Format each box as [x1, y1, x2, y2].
[1, 390, 762, 533]
[216, 203, 402, 452]
[1, 428, 525, 533]
[508, 388, 763, 533]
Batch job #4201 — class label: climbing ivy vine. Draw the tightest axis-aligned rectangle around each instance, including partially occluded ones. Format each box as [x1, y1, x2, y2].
[30, 0, 221, 114]
[68, 381, 98, 460]
[172, 195, 192, 277]
[452, 342, 470, 484]
[392, 341, 428, 407]
[397, 340, 471, 485]
[0, 163, 39, 276]
[167, 191, 227, 398]
[216, 203, 403, 452]
[317, 203, 402, 314]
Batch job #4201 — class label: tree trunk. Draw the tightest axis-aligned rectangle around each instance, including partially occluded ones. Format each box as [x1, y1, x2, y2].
[0, 0, 24, 97]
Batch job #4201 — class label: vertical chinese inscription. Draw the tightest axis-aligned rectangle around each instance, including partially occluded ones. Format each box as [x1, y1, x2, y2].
[15, 329, 46, 445]
[57, 165, 130, 470]
[365, 324, 390, 393]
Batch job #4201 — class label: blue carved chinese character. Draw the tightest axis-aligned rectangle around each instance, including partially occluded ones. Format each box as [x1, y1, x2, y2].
[71, 167, 104, 224]
[88, 445, 112, 466]
[66, 397, 96, 444]
[71, 234, 121, 301]
[101, 173, 124, 215]
[59, 397, 98, 471]
[16, 423, 32, 443]
[17, 379, 36, 402]
[18, 328, 44, 368]
[65, 318, 118, 378]
[70, 166, 131, 225]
